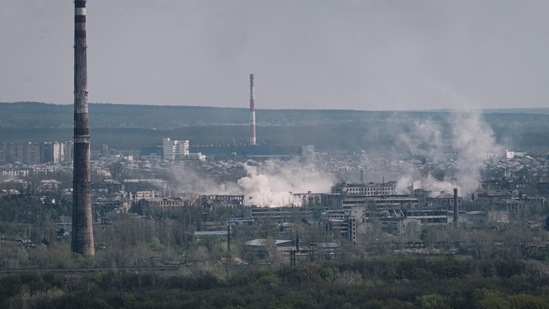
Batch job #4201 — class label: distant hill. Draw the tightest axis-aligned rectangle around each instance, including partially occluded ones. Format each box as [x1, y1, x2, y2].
[1, 102, 549, 152]
[483, 108, 549, 115]
[0, 101, 430, 129]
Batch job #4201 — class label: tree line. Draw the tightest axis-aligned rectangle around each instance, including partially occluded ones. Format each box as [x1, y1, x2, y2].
[0, 257, 547, 308]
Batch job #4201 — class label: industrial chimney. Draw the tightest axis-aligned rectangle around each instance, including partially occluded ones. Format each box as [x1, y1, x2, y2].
[72, 0, 94, 255]
[249, 74, 256, 146]
[453, 188, 459, 227]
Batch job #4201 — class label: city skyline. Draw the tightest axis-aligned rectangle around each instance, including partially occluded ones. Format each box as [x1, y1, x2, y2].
[1, 1, 548, 111]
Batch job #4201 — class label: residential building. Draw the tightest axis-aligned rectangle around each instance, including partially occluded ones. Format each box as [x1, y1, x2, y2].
[0, 141, 69, 164]
[162, 138, 189, 160]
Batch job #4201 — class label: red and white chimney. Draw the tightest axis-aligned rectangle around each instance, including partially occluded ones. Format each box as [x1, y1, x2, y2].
[249, 74, 256, 145]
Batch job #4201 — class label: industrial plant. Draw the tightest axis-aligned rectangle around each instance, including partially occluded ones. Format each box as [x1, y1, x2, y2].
[3, 0, 549, 307]
[1, 7, 546, 264]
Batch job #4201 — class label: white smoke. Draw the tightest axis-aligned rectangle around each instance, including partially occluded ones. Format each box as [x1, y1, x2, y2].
[170, 161, 241, 195]
[421, 175, 455, 197]
[170, 158, 335, 207]
[452, 111, 502, 196]
[399, 118, 446, 156]
[395, 175, 413, 194]
[394, 110, 501, 198]
[237, 159, 335, 207]
[168, 110, 498, 204]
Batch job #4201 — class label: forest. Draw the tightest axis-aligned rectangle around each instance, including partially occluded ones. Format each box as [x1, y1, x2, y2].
[1, 257, 548, 308]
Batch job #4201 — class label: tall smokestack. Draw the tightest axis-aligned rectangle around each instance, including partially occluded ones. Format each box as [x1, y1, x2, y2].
[249, 74, 256, 146]
[72, 0, 94, 255]
[453, 188, 459, 227]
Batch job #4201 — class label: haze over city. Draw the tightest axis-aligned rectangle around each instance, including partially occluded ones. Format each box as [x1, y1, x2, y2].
[4, 1, 549, 306]
[1, 0, 548, 110]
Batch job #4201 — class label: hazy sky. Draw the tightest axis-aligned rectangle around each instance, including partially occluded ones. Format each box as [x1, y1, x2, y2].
[1, 0, 548, 110]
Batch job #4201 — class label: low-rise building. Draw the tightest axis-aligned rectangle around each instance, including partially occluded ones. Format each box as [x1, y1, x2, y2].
[199, 194, 244, 208]
[244, 206, 314, 224]
[331, 181, 397, 196]
[140, 197, 188, 208]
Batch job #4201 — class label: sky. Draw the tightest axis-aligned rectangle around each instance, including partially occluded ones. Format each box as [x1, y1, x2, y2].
[1, 0, 548, 111]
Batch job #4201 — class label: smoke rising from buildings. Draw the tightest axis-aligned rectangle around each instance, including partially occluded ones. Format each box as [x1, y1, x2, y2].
[398, 118, 447, 156]
[167, 111, 498, 205]
[170, 159, 334, 207]
[237, 159, 334, 207]
[394, 110, 501, 198]
[170, 161, 242, 195]
[452, 111, 501, 196]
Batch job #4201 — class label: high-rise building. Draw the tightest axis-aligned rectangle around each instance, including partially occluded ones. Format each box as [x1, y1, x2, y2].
[163, 138, 190, 160]
[42, 141, 67, 164]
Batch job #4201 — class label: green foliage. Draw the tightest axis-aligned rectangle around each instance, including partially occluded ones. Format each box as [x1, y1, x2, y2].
[476, 289, 511, 309]
[0, 275, 22, 303]
[0, 195, 47, 224]
[416, 294, 450, 309]
[507, 294, 549, 309]
[148, 237, 164, 252]
[0, 257, 548, 308]
[256, 269, 281, 286]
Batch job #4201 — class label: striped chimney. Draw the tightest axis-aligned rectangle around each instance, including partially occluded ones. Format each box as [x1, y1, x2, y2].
[250, 74, 256, 145]
[72, 0, 94, 255]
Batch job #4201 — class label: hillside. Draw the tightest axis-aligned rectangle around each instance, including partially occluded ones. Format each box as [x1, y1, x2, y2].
[1, 102, 549, 152]
[0, 102, 434, 129]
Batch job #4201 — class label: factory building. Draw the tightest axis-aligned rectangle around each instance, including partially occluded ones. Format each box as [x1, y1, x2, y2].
[331, 181, 398, 196]
[321, 181, 453, 242]
[404, 209, 448, 225]
[322, 210, 350, 239]
[137, 197, 189, 208]
[323, 181, 413, 210]
[244, 206, 314, 224]
[124, 178, 169, 197]
[199, 194, 245, 208]
[341, 195, 418, 210]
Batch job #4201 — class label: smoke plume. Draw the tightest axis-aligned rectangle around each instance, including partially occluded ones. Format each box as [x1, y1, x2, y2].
[395, 110, 501, 198]
[237, 159, 335, 207]
[170, 158, 334, 207]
